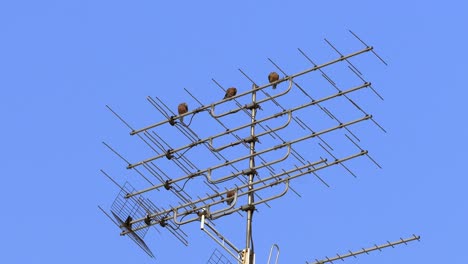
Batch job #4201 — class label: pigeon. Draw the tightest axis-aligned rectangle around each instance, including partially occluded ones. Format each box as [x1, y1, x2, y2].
[178, 102, 188, 122]
[224, 87, 237, 99]
[226, 189, 236, 205]
[268, 72, 280, 89]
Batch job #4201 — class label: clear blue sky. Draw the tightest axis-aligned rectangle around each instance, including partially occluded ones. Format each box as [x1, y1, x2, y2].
[1, 1, 467, 263]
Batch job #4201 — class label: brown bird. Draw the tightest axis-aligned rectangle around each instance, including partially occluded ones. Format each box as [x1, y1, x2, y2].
[268, 72, 280, 89]
[224, 87, 237, 99]
[178, 102, 188, 122]
[226, 189, 236, 205]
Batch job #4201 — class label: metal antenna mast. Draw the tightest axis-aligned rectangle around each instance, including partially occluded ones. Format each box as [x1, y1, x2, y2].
[246, 83, 257, 262]
[99, 30, 420, 263]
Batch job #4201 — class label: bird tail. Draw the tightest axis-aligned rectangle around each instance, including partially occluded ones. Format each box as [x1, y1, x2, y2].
[272, 83, 277, 89]
[180, 116, 184, 123]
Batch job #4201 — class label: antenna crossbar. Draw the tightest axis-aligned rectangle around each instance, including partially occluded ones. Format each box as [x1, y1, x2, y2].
[201, 218, 242, 263]
[307, 235, 421, 264]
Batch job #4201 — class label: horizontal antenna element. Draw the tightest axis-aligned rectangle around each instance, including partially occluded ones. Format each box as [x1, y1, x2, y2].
[307, 235, 421, 264]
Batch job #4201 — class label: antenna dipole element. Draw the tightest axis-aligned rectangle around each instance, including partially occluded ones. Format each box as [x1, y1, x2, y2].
[307, 234, 421, 264]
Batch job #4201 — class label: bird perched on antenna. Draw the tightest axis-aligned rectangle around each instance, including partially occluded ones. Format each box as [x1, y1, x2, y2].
[226, 189, 236, 205]
[224, 87, 237, 99]
[178, 103, 188, 122]
[268, 72, 280, 89]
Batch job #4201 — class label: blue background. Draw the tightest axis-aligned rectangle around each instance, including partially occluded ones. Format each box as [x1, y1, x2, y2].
[1, 1, 466, 263]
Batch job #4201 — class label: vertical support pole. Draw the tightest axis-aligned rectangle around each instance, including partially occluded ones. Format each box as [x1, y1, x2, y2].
[245, 84, 257, 263]
[200, 214, 205, 230]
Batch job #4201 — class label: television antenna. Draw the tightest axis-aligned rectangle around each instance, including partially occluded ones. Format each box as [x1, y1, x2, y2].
[99, 30, 420, 263]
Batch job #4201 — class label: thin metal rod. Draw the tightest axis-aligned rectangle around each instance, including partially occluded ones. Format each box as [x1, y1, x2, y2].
[103, 142, 156, 186]
[98, 205, 120, 227]
[319, 142, 357, 178]
[129, 47, 373, 135]
[347, 65, 385, 101]
[106, 105, 134, 131]
[295, 116, 334, 151]
[147, 96, 171, 119]
[324, 38, 363, 76]
[201, 220, 242, 263]
[267, 244, 280, 264]
[102, 141, 131, 165]
[165, 224, 189, 246]
[250, 180, 289, 207]
[100, 169, 125, 192]
[345, 134, 382, 169]
[349, 29, 388, 65]
[206, 222, 241, 255]
[308, 235, 420, 264]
